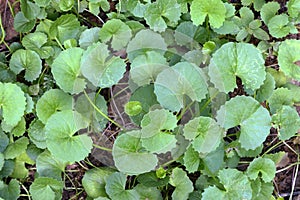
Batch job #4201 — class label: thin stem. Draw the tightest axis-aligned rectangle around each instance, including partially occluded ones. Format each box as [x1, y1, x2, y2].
[262, 140, 283, 156]
[92, 143, 112, 152]
[83, 90, 124, 129]
[289, 153, 299, 200]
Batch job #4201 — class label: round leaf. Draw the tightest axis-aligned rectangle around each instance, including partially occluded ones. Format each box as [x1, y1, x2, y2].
[247, 157, 276, 182]
[112, 130, 158, 175]
[278, 39, 300, 80]
[154, 62, 208, 112]
[45, 110, 92, 162]
[208, 42, 266, 93]
[0, 179, 20, 200]
[216, 96, 271, 150]
[51, 47, 86, 94]
[268, 14, 290, 38]
[169, 168, 194, 200]
[36, 89, 73, 124]
[81, 42, 126, 88]
[9, 49, 42, 82]
[29, 177, 63, 200]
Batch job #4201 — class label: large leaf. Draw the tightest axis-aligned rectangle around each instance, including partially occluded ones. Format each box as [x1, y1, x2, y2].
[169, 167, 194, 200]
[202, 168, 252, 200]
[278, 39, 300, 80]
[130, 51, 169, 86]
[36, 89, 73, 124]
[144, 0, 181, 32]
[208, 42, 266, 93]
[9, 49, 42, 82]
[272, 106, 300, 140]
[251, 179, 274, 200]
[52, 48, 86, 94]
[0, 83, 26, 126]
[36, 150, 67, 180]
[216, 96, 271, 150]
[0, 179, 20, 200]
[154, 62, 208, 112]
[126, 29, 167, 61]
[45, 110, 92, 162]
[82, 167, 115, 198]
[112, 130, 158, 175]
[105, 172, 140, 200]
[191, 0, 226, 28]
[80, 42, 126, 88]
[99, 19, 132, 50]
[29, 177, 63, 200]
[247, 157, 276, 182]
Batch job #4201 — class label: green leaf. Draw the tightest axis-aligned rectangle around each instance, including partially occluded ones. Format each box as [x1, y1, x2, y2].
[174, 22, 198, 46]
[36, 150, 67, 180]
[52, 47, 86, 94]
[28, 120, 47, 149]
[134, 184, 163, 200]
[13, 12, 36, 33]
[99, 19, 132, 50]
[241, 0, 265, 11]
[20, 0, 40, 20]
[251, 179, 273, 200]
[10, 160, 28, 179]
[137, 171, 169, 187]
[154, 62, 208, 112]
[80, 42, 126, 88]
[0, 160, 14, 178]
[183, 145, 200, 173]
[126, 29, 167, 61]
[144, 0, 181, 32]
[9, 49, 42, 82]
[239, 7, 254, 26]
[272, 106, 300, 140]
[287, 0, 300, 18]
[36, 89, 73, 124]
[208, 42, 266, 93]
[202, 168, 252, 200]
[130, 51, 169, 86]
[49, 14, 83, 44]
[59, 0, 74, 11]
[22, 32, 54, 59]
[79, 27, 101, 49]
[29, 177, 63, 200]
[278, 39, 300, 80]
[125, 101, 142, 116]
[45, 110, 92, 162]
[216, 96, 271, 150]
[34, 0, 51, 7]
[191, 0, 226, 28]
[268, 15, 290, 38]
[0, 179, 20, 200]
[82, 167, 115, 198]
[268, 88, 294, 114]
[260, 2, 280, 25]
[105, 172, 140, 200]
[169, 168, 193, 200]
[4, 137, 29, 159]
[0, 131, 9, 153]
[255, 72, 275, 102]
[112, 130, 158, 175]
[183, 116, 223, 154]
[247, 157, 276, 182]
[253, 28, 270, 40]
[0, 154, 3, 171]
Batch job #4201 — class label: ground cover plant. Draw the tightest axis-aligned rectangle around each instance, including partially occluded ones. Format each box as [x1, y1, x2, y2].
[0, 0, 300, 199]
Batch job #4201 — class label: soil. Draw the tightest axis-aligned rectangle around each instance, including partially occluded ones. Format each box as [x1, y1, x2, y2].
[0, 0, 299, 199]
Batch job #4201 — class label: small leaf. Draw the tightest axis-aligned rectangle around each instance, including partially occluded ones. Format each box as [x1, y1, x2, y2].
[169, 168, 193, 200]
[260, 2, 280, 25]
[59, 0, 74, 11]
[272, 106, 300, 140]
[251, 179, 273, 200]
[216, 96, 271, 150]
[247, 157, 276, 182]
[183, 116, 223, 154]
[154, 62, 208, 112]
[105, 172, 140, 200]
[36, 150, 67, 180]
[13, 12, 36, 33]
[20, 0, 40, 20]
[9, 49, 42, 82]
[0, 131, 9, 153]
[4, 137, 29, 159]
[144, 0, 181, 32]
[278, 39, 300, 81]
[0, 179, 20, 200]
[268, 15, 290, 38]
[125, 101, 142, 116]
[134, 184, 163, 200]
[174, 21, 198, 46]
[112, 130, 158, 175]
[79, 27, 101, 49]
[36, 89, 73, 124]
[183, 146, 200, 173]
[45, 110, 92, 163]
[52, 48, 86, 94]
[28, 120, 47, 149]
[29, 177, 63, 200]
[81, 42, 126, 88]
[137, 171, 169, 187]
[208, 42, 266, 93]
[82, 167, 115, 198]
[287, 0, 300, 18]
[191, 0, 226, 28]
[99, 19, 132, 50]
[255, 72, 275, 102]
[268, 88, 294, 114]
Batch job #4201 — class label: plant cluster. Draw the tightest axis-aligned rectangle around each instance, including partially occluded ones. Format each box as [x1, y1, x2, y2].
[0, 0, 300, 199]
